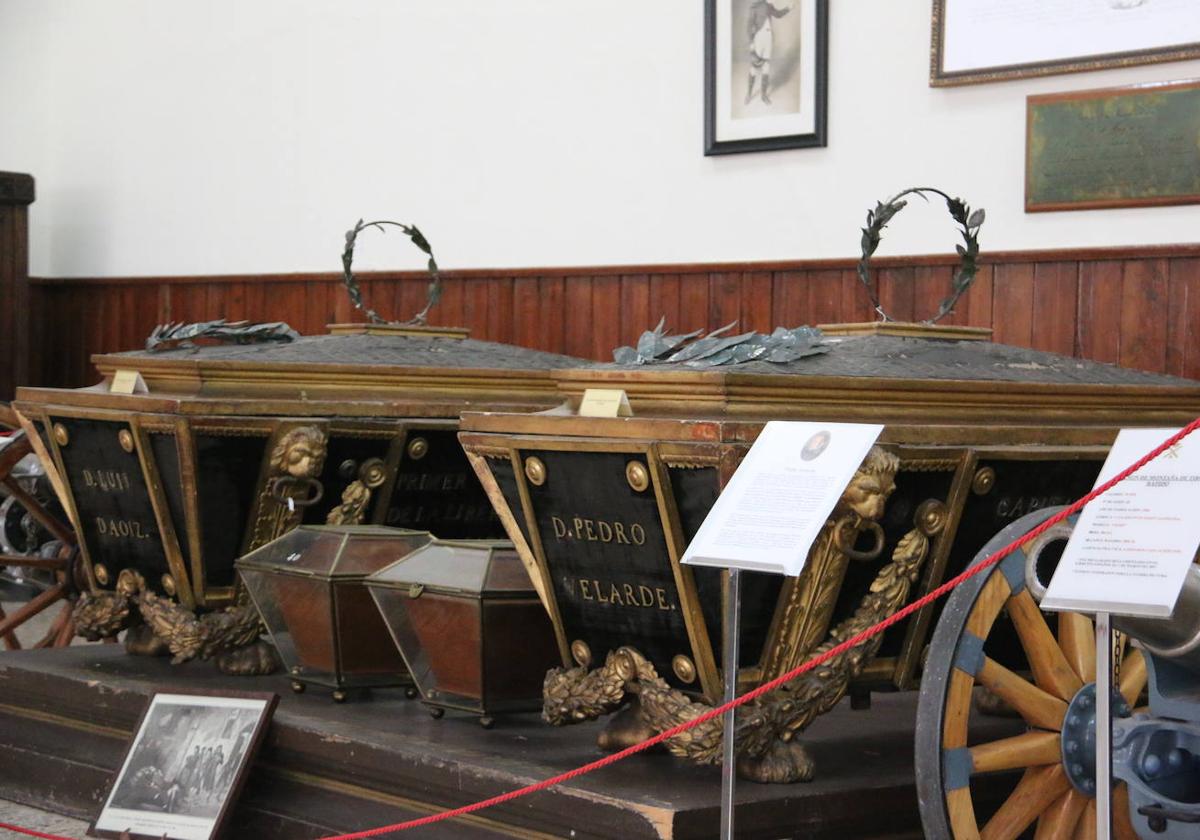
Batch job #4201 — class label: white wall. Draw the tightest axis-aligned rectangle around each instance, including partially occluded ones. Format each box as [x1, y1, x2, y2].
[2, 0, 1199, 278]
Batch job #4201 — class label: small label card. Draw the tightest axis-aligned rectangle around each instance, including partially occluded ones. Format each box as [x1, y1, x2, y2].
[578, 388, 633, 418]
[1042, 428, 1200, 619]
[682, 421, 883, 576]
[109, 369, 148, 395]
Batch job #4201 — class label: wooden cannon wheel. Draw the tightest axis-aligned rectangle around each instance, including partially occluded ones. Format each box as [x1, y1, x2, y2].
[915, 508, 1148, 839]
[0, 406, 84, 649]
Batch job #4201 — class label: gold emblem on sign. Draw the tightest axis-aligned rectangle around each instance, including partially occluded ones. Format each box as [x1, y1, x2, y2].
[406, 437, 429, 461]
[93, 563, 110, 586]
[971, 466, 996, 495]
[570, 639, 592, 667]
[161, 574, 177, 597]
[118, 429, 135, 453]
[525, 456, 547, 486]
[671, 654, 697, 684]
[52, 423, 69, 446]
[625, 461, 650, 492]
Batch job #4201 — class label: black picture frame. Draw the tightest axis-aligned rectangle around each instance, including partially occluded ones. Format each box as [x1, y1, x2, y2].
[89, 689, 277, 840]
[704, 0, 828, 156]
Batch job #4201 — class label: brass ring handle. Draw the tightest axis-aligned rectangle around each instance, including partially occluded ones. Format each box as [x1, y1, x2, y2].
[269, 476, 325, 508]
[833, 518, 886, 562]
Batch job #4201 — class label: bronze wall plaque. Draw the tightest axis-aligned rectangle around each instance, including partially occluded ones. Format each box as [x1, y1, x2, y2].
[1026, 79, 1200, 212]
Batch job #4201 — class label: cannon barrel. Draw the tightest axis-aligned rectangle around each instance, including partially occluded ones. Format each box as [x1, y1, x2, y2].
[1112, 565, 1200, 675]
[1024, 524, 1200, 675]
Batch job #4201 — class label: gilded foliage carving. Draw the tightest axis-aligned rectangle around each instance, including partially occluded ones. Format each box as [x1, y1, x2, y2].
[542, 448, 934, 783]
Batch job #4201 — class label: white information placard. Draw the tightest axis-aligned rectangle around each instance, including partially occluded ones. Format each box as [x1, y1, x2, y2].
[681, 421, 883, 576]
[1041, 428, 1200, 618]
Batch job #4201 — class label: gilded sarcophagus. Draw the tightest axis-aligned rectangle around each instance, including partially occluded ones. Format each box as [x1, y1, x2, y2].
[459, 322, 1200, 786]
[12, 325, 585, 623]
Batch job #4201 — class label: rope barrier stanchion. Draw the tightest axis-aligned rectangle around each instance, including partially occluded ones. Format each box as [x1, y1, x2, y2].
[321, 417, 1200, 839]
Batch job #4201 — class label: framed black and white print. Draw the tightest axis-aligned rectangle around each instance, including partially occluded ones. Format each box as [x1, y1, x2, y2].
[705, 0, 828, 155]
[91, 691, 277, 840]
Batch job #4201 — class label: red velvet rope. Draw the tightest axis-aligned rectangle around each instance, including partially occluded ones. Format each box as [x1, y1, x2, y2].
[2, 420, 1196, 840]
[324, 418, 1200, 838]
[0, 822, 78, 840]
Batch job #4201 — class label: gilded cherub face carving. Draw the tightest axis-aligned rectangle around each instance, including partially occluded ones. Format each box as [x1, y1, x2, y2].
[285, 442, 319, 478]
[270, 427, 327, 479]
[839, 448, 900, 521]
[842, 473, 896, 521]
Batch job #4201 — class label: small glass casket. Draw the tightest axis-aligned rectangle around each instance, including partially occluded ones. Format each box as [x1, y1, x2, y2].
[237, 525, 432, 700]
[366, 539, 559, 726]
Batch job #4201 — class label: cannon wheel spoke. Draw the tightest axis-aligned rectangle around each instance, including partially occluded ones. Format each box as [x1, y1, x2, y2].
[0, 426, 79, 650]
[916, 508, 1147, 839]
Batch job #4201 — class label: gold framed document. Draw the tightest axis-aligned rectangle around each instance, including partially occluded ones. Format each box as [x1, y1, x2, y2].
[931, 0, 1200, 87]
[1025, 79, 1200, 212]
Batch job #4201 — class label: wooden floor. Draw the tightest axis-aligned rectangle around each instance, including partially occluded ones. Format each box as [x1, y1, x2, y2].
[0, 645, 1022, 839]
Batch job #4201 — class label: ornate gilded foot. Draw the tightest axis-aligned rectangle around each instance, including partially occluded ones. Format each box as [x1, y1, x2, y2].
[72, 590, 133, 641]
[214, 639, 280, 676]
[542, 652, 632, 725]
[123, 624, 170, 657]
[597, 699, 660, 752]
[737, 739, 815, 784]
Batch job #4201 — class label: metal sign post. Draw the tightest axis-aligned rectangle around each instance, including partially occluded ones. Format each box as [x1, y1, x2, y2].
[720, 568, 742, 840]
[1095, 611, 1112, 840]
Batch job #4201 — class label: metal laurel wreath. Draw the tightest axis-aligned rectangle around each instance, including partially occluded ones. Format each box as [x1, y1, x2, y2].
[341, 219, 442, 325]
[857, 187, 985, 324]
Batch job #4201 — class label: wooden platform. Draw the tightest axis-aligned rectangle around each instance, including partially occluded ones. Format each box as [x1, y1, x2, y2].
[0, 646, 996, 839]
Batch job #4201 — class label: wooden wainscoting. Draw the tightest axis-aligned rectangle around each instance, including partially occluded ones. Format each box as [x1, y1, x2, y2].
[26, 244, 1200, 389]
[0, 172, 35, 401]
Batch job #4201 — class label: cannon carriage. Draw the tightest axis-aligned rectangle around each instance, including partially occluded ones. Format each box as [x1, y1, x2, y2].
[459, 322, 1200, 835]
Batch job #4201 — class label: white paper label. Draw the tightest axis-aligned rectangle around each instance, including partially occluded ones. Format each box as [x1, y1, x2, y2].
[1041, 428, 1200, 618]
[681, 421, 883, 576]
[578, 388, 632, 418]
[110, 369, 148, 395]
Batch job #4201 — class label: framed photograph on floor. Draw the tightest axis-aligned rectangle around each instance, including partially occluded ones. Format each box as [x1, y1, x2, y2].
[90, 691, 277, 840]
[704, 0, 828, 155]
[931, 0, 1200, 87]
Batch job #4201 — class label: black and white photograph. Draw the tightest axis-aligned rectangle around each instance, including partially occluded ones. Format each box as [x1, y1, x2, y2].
[705, 0, 828, 155]
[92, 692, 276, 840]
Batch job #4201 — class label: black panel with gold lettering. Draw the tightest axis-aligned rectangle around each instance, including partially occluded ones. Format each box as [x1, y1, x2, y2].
[385, 429, 502, 539]
[522, 449, 696, 691]
[51, 417, 168, 591]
